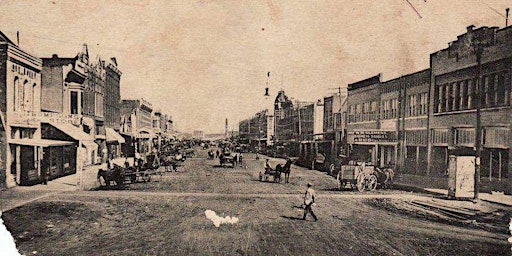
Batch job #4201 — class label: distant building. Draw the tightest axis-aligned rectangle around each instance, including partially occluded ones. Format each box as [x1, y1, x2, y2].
[239, 109, 271, 147]
[273, 90, 295, 141]
[193, 130, 204, 139]
[120, 98, 153, 158]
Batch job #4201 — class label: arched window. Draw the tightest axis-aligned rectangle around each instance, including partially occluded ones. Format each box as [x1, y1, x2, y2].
[13, 77, 19, 112]
[23, 80, 31, 111]
[32, 83, 37, 111]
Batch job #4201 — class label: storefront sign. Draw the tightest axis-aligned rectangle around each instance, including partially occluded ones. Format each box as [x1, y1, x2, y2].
[348, 130, 396, 143]
[8, 111, 81, 126]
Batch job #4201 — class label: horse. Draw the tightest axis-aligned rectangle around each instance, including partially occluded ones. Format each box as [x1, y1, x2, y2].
[276, 158, 293, 183]
[375, 167, 394, 189]
[160, 155, 179, 172]
[97, 164, 125, 188]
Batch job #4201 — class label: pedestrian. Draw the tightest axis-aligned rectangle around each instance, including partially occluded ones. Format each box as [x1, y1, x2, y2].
[303, 182, 318, 221]
[216, 150, 220, 159]
[239, 153, 243, 166]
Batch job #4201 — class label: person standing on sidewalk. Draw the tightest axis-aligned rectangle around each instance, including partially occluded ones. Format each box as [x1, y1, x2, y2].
[303, 182, 318, 221]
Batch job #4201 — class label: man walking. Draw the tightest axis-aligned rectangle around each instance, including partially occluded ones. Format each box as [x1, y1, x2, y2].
[303, 182, 318, 221]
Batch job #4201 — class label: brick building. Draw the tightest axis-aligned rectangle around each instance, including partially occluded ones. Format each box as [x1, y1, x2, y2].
[430, 25, 512, 192]
[1, 32, 80, 187]
[104, 57, 124, 158]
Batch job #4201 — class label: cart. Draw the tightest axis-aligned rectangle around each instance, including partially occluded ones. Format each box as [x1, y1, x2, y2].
[336, 161, 378, 192]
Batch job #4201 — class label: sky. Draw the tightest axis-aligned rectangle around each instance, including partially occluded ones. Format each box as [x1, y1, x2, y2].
[0, 0, 510, 133]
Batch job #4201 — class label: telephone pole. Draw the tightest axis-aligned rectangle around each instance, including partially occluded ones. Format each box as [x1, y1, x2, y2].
[473, 42, 484, 202]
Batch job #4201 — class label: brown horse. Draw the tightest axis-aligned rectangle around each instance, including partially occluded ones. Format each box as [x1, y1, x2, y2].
[375, 167, 394, 189]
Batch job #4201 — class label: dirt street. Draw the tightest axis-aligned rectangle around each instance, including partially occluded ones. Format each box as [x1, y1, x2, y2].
[3, 149, 511, 255]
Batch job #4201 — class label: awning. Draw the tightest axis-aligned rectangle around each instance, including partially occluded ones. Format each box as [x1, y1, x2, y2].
[106, 128, 125, 144]
[9, 138, 74, 147]
[49, 122, 97, 150]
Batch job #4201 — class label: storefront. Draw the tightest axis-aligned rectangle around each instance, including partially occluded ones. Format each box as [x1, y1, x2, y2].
[9, 138, 74, 185]
[347, 130, 397, 166]
[106, 127, 125, 159]
[41, 122, 97, 166]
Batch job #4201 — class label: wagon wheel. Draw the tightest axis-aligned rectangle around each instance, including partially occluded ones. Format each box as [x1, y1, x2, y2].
[328, 163, 335, 176]
[367, 174, 378, 191]
[356, 173, 365, 192]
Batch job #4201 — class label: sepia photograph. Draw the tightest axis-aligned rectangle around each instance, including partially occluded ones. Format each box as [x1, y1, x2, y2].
[0, 0, 511, 255]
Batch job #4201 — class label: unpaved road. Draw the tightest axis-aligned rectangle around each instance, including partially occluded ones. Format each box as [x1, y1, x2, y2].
[3, 149, 511, 255]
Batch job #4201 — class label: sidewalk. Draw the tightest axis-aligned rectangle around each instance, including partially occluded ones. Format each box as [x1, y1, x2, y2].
[422, 188, 512, 207]
[0, 163, 103, 212]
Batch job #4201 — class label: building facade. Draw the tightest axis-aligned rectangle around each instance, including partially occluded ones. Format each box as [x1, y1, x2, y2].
[241, 109, 271, 147]
[1, 32, 79, 187]
[120, 99, 154, 158]
[430, 25, 512, 192]
[104, 57, 124, 159]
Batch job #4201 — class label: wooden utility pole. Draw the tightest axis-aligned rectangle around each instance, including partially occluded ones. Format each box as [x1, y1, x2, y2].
[474, 43, 483, 201]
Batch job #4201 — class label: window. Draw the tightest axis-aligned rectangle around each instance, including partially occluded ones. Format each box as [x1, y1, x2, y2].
[439, 84, 445, 112]
[431, 129, 449, 145]
[455, 128, 475, 146]
[460, 81, 467, 110]
[419, 92, 428, 115]
[445, 83, 452, 112]
[452, 82, 459, 111]
[23, 80, 32, 111]
[32, 83, 36, 111]
[70, 91, 79, 114]
[468, 79, 474, 109]
[496, 72, 509, 106]
[483, 76, 489, 107]
[13, 77, 19, 112]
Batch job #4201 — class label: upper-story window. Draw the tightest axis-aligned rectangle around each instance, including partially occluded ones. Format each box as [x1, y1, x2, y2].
[13, 77, 19, 112]
[434, 70, 510, 114]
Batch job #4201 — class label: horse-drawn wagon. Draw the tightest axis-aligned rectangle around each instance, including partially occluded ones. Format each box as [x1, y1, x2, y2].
[258, 159, 293, 183]
[336, 161, 394, 191]
[219, 152, 236, 167]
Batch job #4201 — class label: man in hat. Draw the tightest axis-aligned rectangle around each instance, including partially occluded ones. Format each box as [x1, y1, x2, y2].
[303, 182, 318, 221]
